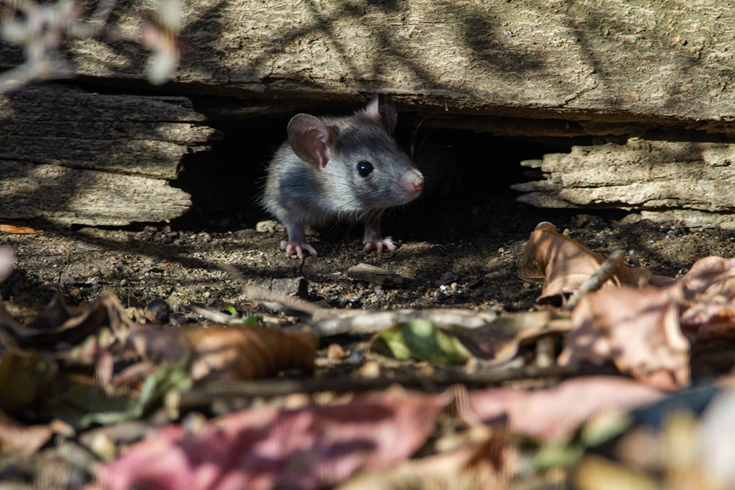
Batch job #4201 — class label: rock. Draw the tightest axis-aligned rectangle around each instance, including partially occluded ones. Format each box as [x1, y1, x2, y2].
[346, 263, 410, 288]
[256, 220, 282, 234]
[253, 277, 309, 298]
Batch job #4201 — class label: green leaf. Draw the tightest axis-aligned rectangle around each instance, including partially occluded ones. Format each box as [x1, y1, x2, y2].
[227, 305, 238, 316]
[534, 440, 585, 469]
[242, 315, 258, 325]
[79, 350, 193, 428]
[375, 320, 473, 367]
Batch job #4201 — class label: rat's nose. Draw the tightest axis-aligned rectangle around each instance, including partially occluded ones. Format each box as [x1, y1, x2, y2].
[412, 175, 424, 192]
[409, 171, 424, 193]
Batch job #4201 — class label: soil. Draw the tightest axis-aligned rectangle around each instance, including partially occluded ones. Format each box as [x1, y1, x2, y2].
[2, 183, 734, 327]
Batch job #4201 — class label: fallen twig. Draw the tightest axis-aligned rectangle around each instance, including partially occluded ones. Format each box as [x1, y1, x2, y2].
[564, 249, 626, 311]
[308, 308, 499, 336]
[221, 263, 326, 317]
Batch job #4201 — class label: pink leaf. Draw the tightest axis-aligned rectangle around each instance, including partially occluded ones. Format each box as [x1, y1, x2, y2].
[100, 390, 445, 490]
[467, 376, 663, 441]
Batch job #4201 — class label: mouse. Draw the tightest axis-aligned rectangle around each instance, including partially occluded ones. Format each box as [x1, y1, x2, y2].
[262, 93, 425, 259]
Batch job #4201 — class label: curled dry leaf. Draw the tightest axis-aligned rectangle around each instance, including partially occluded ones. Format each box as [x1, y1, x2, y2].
[99, 390, 446, 490]
[1, 294, 131, 350]
[466, 376, 662, 441]
[558, 286, 689, 390]
[518, 222, 650, 304]
[187, 324, 318, 381]
[0, 410, 74, 455]
[676, 256, 735, 339]
[678, 256, 735, 301]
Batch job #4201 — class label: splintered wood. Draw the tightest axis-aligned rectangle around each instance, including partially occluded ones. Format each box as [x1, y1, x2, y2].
[513, 137, 735, 229]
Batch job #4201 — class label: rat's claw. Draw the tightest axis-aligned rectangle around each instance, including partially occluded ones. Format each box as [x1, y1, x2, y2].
[363, 237, 395, 255]
[280, 240, 317, 259]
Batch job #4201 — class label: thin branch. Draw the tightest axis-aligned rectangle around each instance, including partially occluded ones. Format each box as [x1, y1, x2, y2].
[564, 249, 626, 311]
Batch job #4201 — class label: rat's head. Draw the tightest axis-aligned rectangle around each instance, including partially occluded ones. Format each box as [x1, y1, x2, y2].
[287, 94, 424, 215]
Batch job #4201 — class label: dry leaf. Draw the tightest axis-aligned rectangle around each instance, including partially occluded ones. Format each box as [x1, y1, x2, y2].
[558, 286, 689, 390]
[447, 311, 573, 365]
[99, 390, 446, 490]
[187, 324, 318, 380]
[2, 295, 131, 350]
[678, 256, 735, 301]
[518, 222, 649, 305]
[0, 410, 74, 455]
[676, 257, 735, 339]
[327, 343, 346, 360]
[0, 224, 35, 234]
[466, 376, 662, 441]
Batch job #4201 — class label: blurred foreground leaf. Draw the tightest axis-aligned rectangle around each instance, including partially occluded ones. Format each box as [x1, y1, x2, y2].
[79, 351, 192, 428]
[0, 352, 56, 412]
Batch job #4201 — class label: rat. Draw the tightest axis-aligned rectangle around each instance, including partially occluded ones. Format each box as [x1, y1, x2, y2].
[262, 93, 425, 259]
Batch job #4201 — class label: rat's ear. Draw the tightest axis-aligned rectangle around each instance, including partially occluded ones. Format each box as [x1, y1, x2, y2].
[287, 114, 334, 168]
[365, 93, 398, 134]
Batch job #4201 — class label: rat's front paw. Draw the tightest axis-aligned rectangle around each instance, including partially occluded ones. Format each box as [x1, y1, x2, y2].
[280, 240, 317, 259]
[363, 237, 395, 255]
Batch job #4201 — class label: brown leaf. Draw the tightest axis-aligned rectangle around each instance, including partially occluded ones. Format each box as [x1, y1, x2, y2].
[518, 222, 650, 305]
[466, 376, 663, 441]
[26, 293, 71, 330]
[0, 410, 74, 455]
[3, 295, 131, 349]
[447, 311, 573, 364]
[187, 324, 318, 381]
[0, 224, 35, 234]
[99, 390, 445, 490]
[676, 257, 735, 339]
[558, 286, 689, 390]
[678, 256, 735, 301]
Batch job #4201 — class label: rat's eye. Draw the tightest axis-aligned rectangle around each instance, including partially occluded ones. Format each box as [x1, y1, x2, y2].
[356, 160, 374, 177]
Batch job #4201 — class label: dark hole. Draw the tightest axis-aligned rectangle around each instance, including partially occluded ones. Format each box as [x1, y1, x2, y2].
[171, 98, 596, 241]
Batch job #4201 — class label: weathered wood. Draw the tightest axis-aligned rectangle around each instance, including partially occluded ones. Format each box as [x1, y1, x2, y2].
[0, 84, 218, 225]
[1, 1, 733, 131]
[0, 161, 191, 226]
[0, 85, 214, 179]
[513, 137, 735, 229]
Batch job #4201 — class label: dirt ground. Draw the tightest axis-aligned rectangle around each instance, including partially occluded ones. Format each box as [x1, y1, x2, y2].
[3, 189, 734, 330]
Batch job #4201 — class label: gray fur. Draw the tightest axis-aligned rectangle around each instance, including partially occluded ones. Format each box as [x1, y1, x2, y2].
[262, 94, 424, 255]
